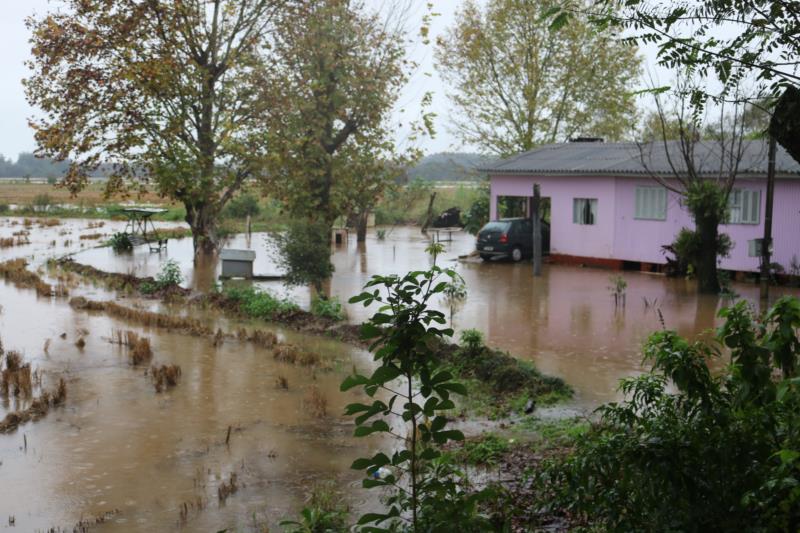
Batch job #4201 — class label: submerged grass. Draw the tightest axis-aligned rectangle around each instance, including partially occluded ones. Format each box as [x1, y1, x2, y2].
[0, 339, 67, 434]
[0, 258, 65, 297]
[150, 364, 181, 393]
[111, 329, 154, 365]
[1, 351, 32, 399]
[71, 297, 213, 336]
[0, 378, 67, 434]
[304, 385, 328, 419]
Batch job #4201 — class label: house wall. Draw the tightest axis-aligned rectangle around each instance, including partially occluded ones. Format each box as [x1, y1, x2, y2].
[491, 174, 616, 260]
[490, 174, 800, 272]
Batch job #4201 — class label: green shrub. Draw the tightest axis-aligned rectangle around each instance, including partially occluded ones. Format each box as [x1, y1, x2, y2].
[0, 204, 9, 215]
[462, 181, 490, 235]
[311, 296, 345, 321]
[343, 257, 498, 531]
[108, 232, 132, 253]
[223, 193, 261, 219]
[272, 219, 333, 294]
[156, 259, 183, 287]
[224, 285, 299, 319]
[460, 328, 484, 353]
[535, 297, 800, 532]
[141, 260, 183, 294]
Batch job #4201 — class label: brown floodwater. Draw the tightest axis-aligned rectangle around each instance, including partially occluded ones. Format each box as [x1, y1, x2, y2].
[76, 224, 800, 405]
[2, 218, 799, 531]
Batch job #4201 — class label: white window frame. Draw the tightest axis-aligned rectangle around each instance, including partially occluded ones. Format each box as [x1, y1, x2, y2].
[634, 186, 667, 220]
[573, 198, 598, 225]
[728, 188, 761, 225]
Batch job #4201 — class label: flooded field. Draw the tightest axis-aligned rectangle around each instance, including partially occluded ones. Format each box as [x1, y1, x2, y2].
[76, 224, 800, 405]
[1, 217, 798, 530]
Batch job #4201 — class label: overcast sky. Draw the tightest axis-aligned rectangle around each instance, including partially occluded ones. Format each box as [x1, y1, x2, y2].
[0, 1, 668, 160]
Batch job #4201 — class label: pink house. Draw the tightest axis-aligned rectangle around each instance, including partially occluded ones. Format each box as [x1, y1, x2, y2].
[486, 140, 800, 273]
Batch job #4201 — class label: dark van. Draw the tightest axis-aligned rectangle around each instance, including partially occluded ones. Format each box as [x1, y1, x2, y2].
[476, 218, 550, 262]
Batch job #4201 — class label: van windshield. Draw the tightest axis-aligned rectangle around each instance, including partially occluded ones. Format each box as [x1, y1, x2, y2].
[481, 221, 511, 232]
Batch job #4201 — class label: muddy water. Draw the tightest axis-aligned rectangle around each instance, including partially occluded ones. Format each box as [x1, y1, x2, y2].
[75, 225, 800, 405]
[0, 218, 390, 531]
[3, 218, 800, 530]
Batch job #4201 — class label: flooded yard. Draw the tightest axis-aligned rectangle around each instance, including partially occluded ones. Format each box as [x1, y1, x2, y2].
[75, 224, 800, 405]
[1, 217, 798, 530]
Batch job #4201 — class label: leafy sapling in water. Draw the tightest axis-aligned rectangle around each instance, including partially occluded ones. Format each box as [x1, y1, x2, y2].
[443, 271, 467, 327]
[342, 242, 494, 531]
[608, 274, 627, 308]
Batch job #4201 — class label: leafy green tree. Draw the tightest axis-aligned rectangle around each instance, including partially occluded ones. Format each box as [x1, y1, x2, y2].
[25, 0, 286, 255]
[435, 0, 642, 156]
[342, 245, 495, 531]
[565, 0, 800, 159]
[462, 181, 490, 235]
[272, 219, 334, 297]
[536, 297, 800, 531]
[262, 0, 414, 230]
[639, 76, 754, 293]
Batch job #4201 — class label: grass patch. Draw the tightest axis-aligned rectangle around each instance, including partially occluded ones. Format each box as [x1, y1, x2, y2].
[310, 296, 345, 321]
[447, 433, 511, 466]
[223, 284, 299, 319]
[515, 417, 591, 450]
[441, 333, 572, 418]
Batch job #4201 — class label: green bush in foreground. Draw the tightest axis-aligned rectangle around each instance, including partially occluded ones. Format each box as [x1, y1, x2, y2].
[536, 296, 800, 531]
[341, 245, 498, 531]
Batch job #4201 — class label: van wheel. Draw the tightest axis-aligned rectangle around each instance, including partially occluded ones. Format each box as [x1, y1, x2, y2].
[480, 254, 492, 261]
[511, 246, 523, 262]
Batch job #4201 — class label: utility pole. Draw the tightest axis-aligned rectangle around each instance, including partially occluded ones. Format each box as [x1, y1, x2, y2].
[532, 184, 542, 276]
[760, 135, 777, 302]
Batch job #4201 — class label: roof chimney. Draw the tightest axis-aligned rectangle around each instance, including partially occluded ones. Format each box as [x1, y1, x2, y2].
[570, 137, 604, 143]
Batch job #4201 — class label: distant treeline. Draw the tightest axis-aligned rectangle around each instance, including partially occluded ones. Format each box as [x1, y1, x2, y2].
[0, 150, 493, 181]
[0, 152, 111, 178]
[407, 152, 495, 182]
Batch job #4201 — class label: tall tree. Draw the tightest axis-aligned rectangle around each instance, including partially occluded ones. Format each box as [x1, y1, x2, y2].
[435, 0, 642, 156]
[25, 0, 286, 255]
[571, 0, 800, 161]
[638, 77, 756, 293]
[262, 0, 412, 225]
[261, 0, 417, 290]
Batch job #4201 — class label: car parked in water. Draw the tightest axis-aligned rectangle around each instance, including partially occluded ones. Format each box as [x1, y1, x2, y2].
[476, 218, 550, 262]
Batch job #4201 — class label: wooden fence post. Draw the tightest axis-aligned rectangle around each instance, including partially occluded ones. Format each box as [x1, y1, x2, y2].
[532, 184, 542, 277]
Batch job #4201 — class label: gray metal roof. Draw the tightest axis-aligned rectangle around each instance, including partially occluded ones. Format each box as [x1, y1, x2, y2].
[483, 140, 800, 178]
[220, 249, 256, 262]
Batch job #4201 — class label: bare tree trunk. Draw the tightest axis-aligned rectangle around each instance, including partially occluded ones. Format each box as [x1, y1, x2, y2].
[421, 192, 437, 233]
[532, 184, 542, 277]
[356, 210, 369, 242]
[696, 212, 721, 293]
[185, 202, 219, 257]
[760, 136, 777, 301]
